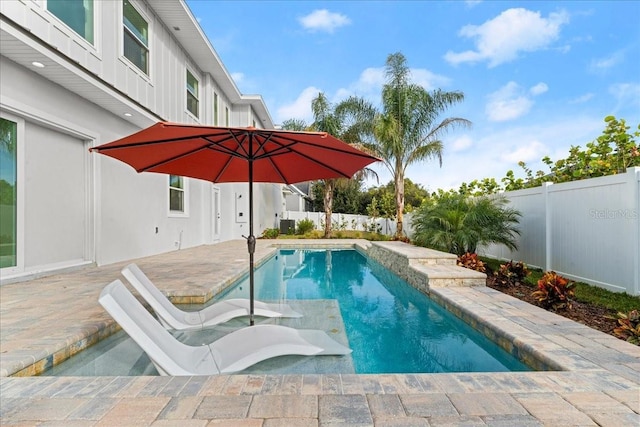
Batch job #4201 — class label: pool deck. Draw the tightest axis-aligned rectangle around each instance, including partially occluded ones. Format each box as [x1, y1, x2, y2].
[1, 239, 639, 426]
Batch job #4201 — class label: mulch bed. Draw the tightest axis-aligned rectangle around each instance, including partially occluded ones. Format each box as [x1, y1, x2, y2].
[485, 274, 619, 337]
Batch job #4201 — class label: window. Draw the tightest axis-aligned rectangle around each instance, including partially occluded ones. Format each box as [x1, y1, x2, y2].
[213, 93, 219, 126]
[0, 118, 17, 268]
[169, 175, 185, 213]
[225, 107, 229, 126]
[186, 70, 199, 118]
[123, 0, 148, 74]
[47, 0, 94, 44]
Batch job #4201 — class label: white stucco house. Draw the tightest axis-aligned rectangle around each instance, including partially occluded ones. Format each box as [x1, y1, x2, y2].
[0, 0, 282, 283]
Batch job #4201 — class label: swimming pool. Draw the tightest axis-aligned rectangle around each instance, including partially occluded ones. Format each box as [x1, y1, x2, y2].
[44, 248, 531, 376]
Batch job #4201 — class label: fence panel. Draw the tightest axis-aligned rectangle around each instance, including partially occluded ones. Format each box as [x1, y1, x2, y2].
[480, 167, 639, 295]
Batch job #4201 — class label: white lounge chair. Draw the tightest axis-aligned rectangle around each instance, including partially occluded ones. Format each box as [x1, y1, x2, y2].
[121, 263, 302, 330]
[99, 280, 351, 376]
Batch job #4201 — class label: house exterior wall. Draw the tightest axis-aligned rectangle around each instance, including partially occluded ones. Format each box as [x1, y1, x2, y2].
[0, 0, 279, 281]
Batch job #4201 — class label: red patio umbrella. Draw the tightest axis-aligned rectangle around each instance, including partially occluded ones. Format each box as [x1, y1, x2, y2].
[90, 122, 379, 325]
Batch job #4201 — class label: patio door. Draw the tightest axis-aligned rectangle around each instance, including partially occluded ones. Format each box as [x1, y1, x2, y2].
[212, 186, 220, 241]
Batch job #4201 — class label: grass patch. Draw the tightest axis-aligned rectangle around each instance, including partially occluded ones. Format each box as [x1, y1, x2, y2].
[480, 256, 640, 314]
[573, 284, 640, 314]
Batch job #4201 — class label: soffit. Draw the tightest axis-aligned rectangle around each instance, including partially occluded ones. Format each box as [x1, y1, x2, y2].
[0, 17, 160, 128]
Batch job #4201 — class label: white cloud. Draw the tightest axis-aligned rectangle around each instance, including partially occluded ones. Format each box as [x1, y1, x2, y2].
[465, 0, 483, 7]
[333, 66, 452, 104]
[590, 51, 624, 72]
[486, 82, 533, 122]
[500, 140, 548, 163]
[365, 115, 606, 192]
[410, 69, 452, 90]
[609, 82, 640, 112]
[444, 8, 569, 67]
[569, 93, 594, 104]
[276, 86, 322, 123]
[231, 72, 244, 84]
[299, 9, 351, 33]
[529, 82, 548, 96]
[451, 135, 473, 152]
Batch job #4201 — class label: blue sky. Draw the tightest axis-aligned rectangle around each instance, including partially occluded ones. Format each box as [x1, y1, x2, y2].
[186, 0, 640, 192]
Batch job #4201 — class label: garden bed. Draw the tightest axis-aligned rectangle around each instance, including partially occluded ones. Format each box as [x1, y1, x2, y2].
[486, 273, 619, 337]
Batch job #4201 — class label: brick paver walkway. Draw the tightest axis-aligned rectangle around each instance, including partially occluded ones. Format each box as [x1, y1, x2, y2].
[1, 240, 638, 426]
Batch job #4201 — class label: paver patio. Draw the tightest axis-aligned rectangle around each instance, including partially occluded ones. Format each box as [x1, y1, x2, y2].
[1, 240, 638, 425]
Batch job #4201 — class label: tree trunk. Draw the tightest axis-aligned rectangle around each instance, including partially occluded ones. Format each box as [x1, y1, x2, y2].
[323, 180, 335, 238]
[395, 171, 405, 239]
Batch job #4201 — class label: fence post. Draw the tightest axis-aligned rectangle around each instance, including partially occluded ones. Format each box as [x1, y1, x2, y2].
[631, 167, 640, 295]
[543, 182, 553, 272]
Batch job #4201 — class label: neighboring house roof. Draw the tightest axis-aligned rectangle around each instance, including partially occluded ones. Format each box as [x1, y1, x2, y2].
[285, 184, 313, 201]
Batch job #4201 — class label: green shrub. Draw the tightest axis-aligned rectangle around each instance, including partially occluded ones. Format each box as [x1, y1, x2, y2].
[296, 218, 315, 235]
[532, 271, 575, 311]
[412, 193, 521, 256]
[260, 228, 280, 239]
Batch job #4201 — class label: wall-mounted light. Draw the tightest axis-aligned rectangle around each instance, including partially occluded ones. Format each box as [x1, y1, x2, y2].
[32, 61, 45, 68]
[123, 112, 133, 117]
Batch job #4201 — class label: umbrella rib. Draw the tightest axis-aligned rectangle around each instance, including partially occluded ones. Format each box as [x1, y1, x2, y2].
[254, 138, 374, 179]
[135, 145, 210, 172]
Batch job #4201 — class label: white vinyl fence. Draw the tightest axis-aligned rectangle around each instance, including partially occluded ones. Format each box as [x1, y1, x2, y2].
[281, 210, 415, 238]
[480, 167, 640, 296]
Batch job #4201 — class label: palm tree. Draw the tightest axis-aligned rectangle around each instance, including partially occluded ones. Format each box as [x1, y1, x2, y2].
[338, 52, 471, 238]
[281, 93, 376, 237]
[412, 193, 521, 256]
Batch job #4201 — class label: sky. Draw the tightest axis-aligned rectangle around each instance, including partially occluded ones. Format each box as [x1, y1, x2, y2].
[186, 0, 640, 192]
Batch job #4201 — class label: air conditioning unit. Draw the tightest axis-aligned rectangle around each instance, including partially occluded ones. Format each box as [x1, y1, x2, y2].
[279, 219, 295, 234]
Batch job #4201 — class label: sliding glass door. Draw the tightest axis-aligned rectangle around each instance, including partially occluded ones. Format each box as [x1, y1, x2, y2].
[0, 118, 17, 268]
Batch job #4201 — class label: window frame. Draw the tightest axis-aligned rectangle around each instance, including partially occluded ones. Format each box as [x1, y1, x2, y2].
[186, 69, 200, 119]
[0, 112, 25, 275]
[122, 0, 150, 75]
[213, 92, 219, 126]
[168, 175, 189, 217]
[45, 0, 95, 45]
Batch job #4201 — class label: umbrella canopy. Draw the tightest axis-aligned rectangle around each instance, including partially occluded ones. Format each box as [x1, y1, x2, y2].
[91, 122, 379, 325]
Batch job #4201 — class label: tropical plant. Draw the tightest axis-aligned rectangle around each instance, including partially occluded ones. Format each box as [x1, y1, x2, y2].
[296, 218, 315, 235]
[493, 260, 530, 287]
[260, 228, 280, 239]
[457, 252, 486, 273]
[532, 271, 576, 311]
[337, 52, 470, 238]
[411, 193, 521, 256]
[283, 93, 377, 238]
[310, 178, 364, 214]
[612, 310, 640, 345]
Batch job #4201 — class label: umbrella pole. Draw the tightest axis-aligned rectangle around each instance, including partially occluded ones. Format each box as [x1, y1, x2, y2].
[248, 159, 256, 326]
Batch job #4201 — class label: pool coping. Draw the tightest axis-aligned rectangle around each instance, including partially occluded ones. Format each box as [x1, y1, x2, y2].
[1, 239, 639, 425]
[2, 239, 638, 379]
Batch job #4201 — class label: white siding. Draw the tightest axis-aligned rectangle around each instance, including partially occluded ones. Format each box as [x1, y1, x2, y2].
[0, 0, 280, 280]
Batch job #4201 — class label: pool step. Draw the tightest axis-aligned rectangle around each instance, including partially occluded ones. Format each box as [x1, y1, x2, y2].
[366, 241, 486, 292]
[411, 263, 486, 289]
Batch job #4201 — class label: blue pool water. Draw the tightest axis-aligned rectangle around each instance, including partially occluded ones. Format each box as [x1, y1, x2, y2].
[219, 249, 530, 374]
[44, 248, 531, 375]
